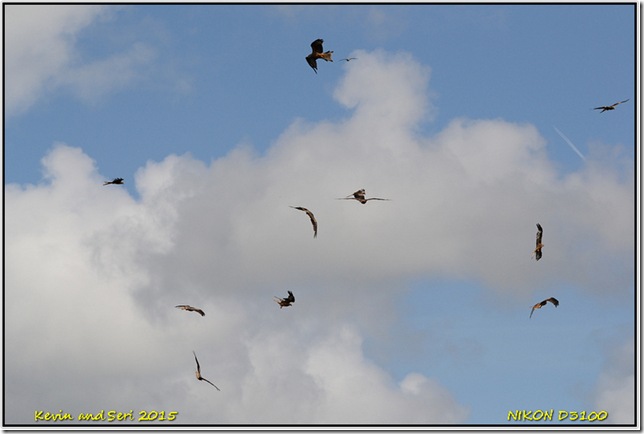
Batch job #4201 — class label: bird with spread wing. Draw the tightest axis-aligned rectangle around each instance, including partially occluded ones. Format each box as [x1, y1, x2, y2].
[103, 178, 124, 186]
[530, 297, 559, 318]
[290, 206, 317, 238]
[175, 305, 205, 317]
[192, 351, 220, 390]
[274, 291, 295, 309]
[594, 99, 629, 113]
[306, 39, 333, 73]
[338, 189, 390, 204]
[532, 223, 544, 261]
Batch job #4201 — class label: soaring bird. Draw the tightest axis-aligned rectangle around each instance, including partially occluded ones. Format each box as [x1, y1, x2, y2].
[175, 305, 205, 317]
[103, 178, 124, 186]
[339, 57, 357, 62]
[532, 223, 544, 261]
[192, 351, 220, 390]
[594, 99, 629, 113]
[530, 297, 559, 318]
[274, 290, 295, 309]
[290, 206, 317, 238]
[338, 189, 390, 204]
[306, 39, 333, 73]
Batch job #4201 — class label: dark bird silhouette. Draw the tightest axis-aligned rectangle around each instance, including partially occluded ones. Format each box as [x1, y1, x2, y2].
[306, 39, 333, 73]
[290, 206, 317, 238]
[274, 290, 295, 309]
[530, 297, 559, 318]
[192, 351, 220, 390]
[175, 305, 205, 317]
[103, 178, 124, 186]
[339, 57, 357, 62]
[337, 189, 390, 204]
[532, 223, 544, 261]
[594, 99, 629, 113]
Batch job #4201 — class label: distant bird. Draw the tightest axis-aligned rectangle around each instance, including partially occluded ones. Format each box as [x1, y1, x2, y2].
[306, 38, 333, 73]
[103, 178, 124, 186]
[532, 223, 544, 261]
[290, 206, 317, 238]
[530, 297, 559, 318]
[175, 305, 205, 317]
[274, 290, 295, 309]
[594, 99, 629, 113]
[338, 189, 390, 204]
[339, 57, 357, 62]
[192, 351, 220, 390]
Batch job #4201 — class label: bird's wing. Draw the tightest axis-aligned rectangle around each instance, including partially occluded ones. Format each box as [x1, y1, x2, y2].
[547, 297, 559, 307]
[202, 377, 220, 391]
[305, 210, 318, 237]
[193, 351, 201, 374]
[306, 56, 318, 72]
[530, 305, 537, 318]
[310, 39, 324, 54]
[535, 250, 542, 261]
[195, 308, 205, 316]
[535, 224, 543, 245]
[287, 291, 295, 303]
[594, 106, 608, 110]
[618, 99, 629, 105]
[365, 197, 390, 202]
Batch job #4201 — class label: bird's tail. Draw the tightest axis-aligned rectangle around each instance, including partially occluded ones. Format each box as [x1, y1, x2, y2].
[321, 51, 333, 62]
[103, 181, 111, 186]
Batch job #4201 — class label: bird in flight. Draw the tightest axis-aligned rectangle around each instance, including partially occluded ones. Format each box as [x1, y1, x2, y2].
[175, 305, 205, 317]
[532, 223, 544, 261]
[103, 178, 124, 186]
[594, 99, 629, 113]
[339, 57, 357, 62]
[192, 351, 220, 390]
[530, 297, 559, 318]
[274, 290, 295, 309]
[338, 189, 390, 204]
[306, 39, 333, 73]
[290, 206, 317, 238]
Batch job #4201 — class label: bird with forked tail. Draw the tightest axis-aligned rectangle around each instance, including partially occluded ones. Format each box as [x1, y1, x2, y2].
[274, 291, 295, 309]
[530, 297, 559, 318]
[306, 39, 333, 73]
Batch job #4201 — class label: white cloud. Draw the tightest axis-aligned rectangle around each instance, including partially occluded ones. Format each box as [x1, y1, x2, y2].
[4, 49, 633, 425]
[592, 339, 635, 425]
[4, 5, 155, 115]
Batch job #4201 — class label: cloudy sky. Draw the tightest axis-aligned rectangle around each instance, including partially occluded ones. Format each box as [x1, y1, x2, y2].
[4, 3, 637, 428]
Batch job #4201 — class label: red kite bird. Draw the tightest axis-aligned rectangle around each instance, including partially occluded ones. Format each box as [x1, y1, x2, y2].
[339, 57, 357, 62]
[532, 223, 544, 261]
[192, 351, 220, 391]
[530, 297, 559, 318]
[594, 99, 629, 113]
[103, 178, 124, 186]
[274, 290, 295, 309]
[338, 189, 390, 204]
[175, 305, 205, 317]
[306, 39, 333, 73]
[290, 206, 317, 238]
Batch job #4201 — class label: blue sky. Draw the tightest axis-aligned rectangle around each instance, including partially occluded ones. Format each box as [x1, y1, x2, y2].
[4, 3, 637, 427]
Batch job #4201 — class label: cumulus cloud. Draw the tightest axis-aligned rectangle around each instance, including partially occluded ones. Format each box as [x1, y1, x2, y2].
[592, 339, 635, 425]
[4, 5, 155, 115]
[4, 49, 633, 425]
